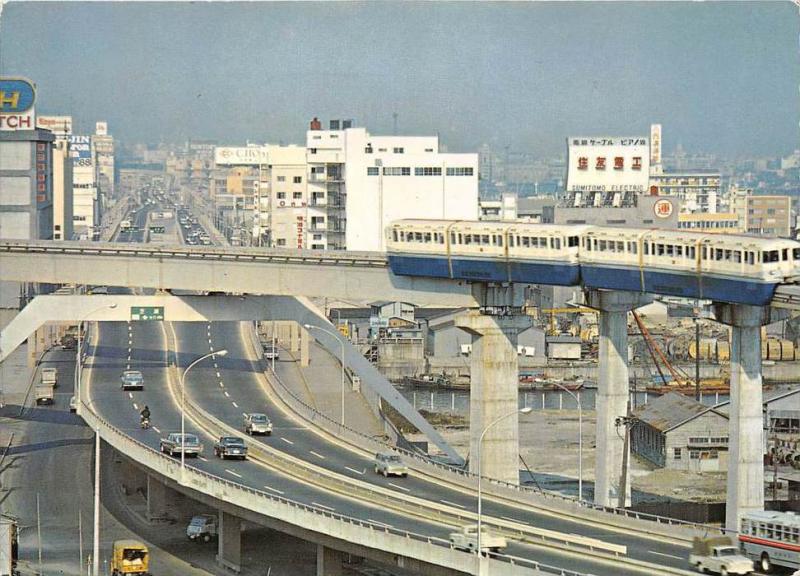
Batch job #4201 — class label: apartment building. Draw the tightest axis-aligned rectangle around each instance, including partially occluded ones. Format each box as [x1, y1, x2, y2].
[649, 172, 721, 214]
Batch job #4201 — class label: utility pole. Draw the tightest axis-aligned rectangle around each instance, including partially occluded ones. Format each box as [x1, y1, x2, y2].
[615, 407, 638, 509]
[694, 309, 701, 402]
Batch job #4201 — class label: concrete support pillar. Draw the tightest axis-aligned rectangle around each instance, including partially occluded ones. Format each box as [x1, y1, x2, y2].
[146, 475, 168, 521]
[300, 327, 310, 367]
[586, 290, 651, 507]
[715, 303, 782, 533]
[290, 322, 300, 353]
[216, 510, 242, 573]
[316, 544, 344, 576]
[456, 311, 531, 484]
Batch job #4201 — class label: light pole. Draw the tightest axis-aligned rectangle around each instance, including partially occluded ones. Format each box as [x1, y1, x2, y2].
[76, 303, 117, 406]
[551, 382, 583, 502]
[477, 406, 532, 561]
[303, 324, 346, 427]
[180, 349, 227, 477]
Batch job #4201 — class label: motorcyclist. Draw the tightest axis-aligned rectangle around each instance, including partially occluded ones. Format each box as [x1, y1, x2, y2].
[140, 405, 151, 425]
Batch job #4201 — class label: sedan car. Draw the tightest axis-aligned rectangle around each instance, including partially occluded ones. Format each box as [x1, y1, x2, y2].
[213, 436, 248, 460]
[120, 370, 144, 390]
[374, 452, 408, 477]
[244, 413, 272, 436]
[160, 433, 202, 457]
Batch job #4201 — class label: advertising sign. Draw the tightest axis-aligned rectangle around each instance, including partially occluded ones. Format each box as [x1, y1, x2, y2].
[653, 198, 674, 218]
[566, 136, 650, 193]
[214, 146, 269, 166]
[95, 121, 108, 136]
[36, 115, 73, 136]
[0, 77, 36, 131]
[650, 124, 662, 167]
[68, 135, 93, 168]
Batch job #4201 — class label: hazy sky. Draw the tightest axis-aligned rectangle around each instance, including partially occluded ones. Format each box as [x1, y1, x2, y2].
[1, 2, 798, 157]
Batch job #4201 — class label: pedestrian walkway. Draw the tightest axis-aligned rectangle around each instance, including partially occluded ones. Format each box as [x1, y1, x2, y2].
[274, 341, 384, 438]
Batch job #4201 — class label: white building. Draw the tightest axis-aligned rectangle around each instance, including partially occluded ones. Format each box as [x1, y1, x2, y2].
[306, 121, 479, 251]
[36, 115, 73, 240]
[69, 134, 97, 238]
[93, 121, 114, 200]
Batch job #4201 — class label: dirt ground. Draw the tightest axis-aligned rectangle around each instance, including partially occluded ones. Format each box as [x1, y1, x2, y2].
[407, 409, 728, 502]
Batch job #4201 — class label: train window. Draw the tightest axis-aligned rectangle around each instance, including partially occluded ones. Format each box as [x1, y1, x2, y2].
[794, 248, 800, 260]
[568, 236, 579, 247]
[414, 232, 423, 242]
[763, 250, 780, 263]
[724, 249, 732, 261]
[656, 244, 665, 256]
[438, 233, 444, 245]
[643, 243, 649, 255]
[392, 230, 398, 242]
[481, 235, 490, 244]
[450, 233, 457, 244]
[508, 235, 514, 247]
[629, 242, 637, 255]
[746, 251, 755, 265]
[553, 238, 561, 250]
[599, 240, 607, 251]
[498, 235, 503, 247]
[675, 245, 683, 257]
[423, 233, 432, 243]
[616, 241, 624, 252]
[783, 248, 789, 261]
[733, 251, 741, 264]
[715, 248, 723, 260]
[521, 237, 530, 248]
[688, 246, 695, 259]
[665, 245, 674, 257]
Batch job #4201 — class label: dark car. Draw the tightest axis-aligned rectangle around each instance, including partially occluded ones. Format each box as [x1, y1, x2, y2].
[213, 436, 248, 460]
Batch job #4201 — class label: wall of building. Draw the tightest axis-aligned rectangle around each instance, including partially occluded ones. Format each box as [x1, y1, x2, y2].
[663, 412, 729, 472]
[52, 139, 73, 240]
[549, 195, 679, 228]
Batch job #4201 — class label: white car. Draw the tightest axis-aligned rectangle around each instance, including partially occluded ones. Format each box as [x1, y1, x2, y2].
[374, 453, 408, 477]
[120, 370, 144, 390]
[244, 413, 272, 436]
[69, 395, 78, 413]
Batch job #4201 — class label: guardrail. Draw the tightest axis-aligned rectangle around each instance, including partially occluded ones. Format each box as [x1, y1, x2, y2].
[246, 322, 723, 542]
[0, 240, 387, 268]
[79, 327, 579, 576]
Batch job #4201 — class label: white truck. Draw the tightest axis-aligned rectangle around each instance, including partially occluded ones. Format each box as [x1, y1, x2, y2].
[689, 536, 753, 575]
[449, 525, 507, 553]
[41, 367, 58, 388]
[35, 384, 54, 405]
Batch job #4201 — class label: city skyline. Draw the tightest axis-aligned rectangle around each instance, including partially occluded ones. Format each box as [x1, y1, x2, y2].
[1, 2, 798, 157]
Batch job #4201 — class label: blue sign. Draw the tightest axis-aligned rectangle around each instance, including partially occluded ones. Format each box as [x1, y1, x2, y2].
[0, 78, 35, 113]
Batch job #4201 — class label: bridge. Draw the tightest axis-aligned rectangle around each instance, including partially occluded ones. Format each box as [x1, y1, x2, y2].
[0, 224, 795, 573]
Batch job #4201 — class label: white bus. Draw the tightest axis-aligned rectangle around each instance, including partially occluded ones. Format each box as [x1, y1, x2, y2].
[740, 510, 800, 573]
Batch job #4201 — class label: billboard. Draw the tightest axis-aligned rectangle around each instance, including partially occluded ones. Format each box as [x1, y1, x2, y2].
[37, 115, 73, 136]
[650, 124, 662, 167]
[0, 77, 36, 131]
[95, 121, 108, 136]
[215, 146, 269, 166]
[68, 135, 93, 167]
[566, 137, 650, 193]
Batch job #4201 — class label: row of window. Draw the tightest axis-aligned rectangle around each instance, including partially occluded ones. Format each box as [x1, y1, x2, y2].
[367, 166, 474, 177]
[364, 146, 435, 154]
[276, 176, 303, 183]
[678, 221, 738, 229]
[688, 436, 729, 445]
[673, 448, 722, 460]
[392, 230, 576, 250]
[742, 519, 800, 543]
[276, 192, 304, 200]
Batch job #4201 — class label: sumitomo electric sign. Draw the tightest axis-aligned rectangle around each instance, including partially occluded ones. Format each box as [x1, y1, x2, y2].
[566, 137, 650, 193]
[214, 146, 269, 166]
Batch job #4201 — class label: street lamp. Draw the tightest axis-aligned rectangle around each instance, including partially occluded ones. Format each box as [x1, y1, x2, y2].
[477, 406, 532, 562]
[303, 324, 346, 427]
[180, 349, 228, 477]
[76, 303, 117, 406]
[551, 382, 583, 502]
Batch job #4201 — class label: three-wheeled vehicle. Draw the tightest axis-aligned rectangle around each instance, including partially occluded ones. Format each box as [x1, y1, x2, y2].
[110, 539, 150, 575]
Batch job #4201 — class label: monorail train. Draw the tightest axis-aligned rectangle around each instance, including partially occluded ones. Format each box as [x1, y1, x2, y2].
[385, 219, 800, 306]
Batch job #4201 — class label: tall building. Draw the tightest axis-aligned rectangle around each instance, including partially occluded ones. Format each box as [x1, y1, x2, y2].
[68, 134, 98, 238]
[92, 121, 115, 201]
[649, 171, 720, 214]
[306, 120, 479, 251]
[36, 115, 74, 240]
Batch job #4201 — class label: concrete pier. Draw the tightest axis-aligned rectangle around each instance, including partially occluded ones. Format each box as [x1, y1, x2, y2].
[216, 509, 242, 573]
[715, 304, 783, 533]
[587, 290, 651, 507]
[316, 544, 345, 576]
[146, 474, 168, 521]
[456, 311, 531, 484]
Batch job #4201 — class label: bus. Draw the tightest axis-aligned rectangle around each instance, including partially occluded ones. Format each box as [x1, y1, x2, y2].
[740, 510, 800, 573]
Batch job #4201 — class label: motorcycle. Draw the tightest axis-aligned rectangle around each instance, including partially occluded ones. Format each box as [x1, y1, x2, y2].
[140, 417, 150, 430]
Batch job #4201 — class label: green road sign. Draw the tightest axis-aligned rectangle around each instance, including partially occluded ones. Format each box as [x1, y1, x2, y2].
[149, 225, 165, 234]
[130, 306, 164, 321]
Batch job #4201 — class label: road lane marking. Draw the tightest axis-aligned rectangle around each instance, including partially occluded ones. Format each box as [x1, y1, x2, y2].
[263, 485, 284, 495]
[198, 456, 208, 462]
[345, 466, 364, 476]
[388, 482, 410, 492]
[209, 346, 214, 351]
[224, 391, 230, 397]
[311, 502, 335, 512]
[648, 551, 683, 561]
[213, 364, 218, 369]
[242, 412, 248, 417]
[128, 392, 133, 399]
[309, 450, 326, 460]
[225, 469, 242, 479]
[280, 437, 294, 445]
[440, 499, 466, 509]
[152, 426, 161, 433]
[216, 371, 221, 378]
[133, 403, 139, 410]
[232, 401, 239, 408]
[219, 382, 224, 388]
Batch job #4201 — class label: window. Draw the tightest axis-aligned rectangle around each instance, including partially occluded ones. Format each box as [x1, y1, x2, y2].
[414, 167, 442, 176]
[673, 448, 682, 460]
[568, 236, 579, 248]
[446, 167, 474, 176]
[383, 167, 411, 176]
[393, 147, 404, 154]
[367, 167, 379, 176]
[277, 192, 286, 199]
[277, 176, 286, 182]
[277, 239, 286, 246]
[293, 192, 302, 199]
[309, 148, 317, 154]
[311, 166, 324, 174]
[293, 176, 302, 184]
[365, 146, 373, 153]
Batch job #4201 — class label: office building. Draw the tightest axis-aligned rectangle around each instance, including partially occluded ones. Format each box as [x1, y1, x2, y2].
[307, 119, 479, 251]
[92, 121, 115, 201]
[649, 172, 721, 214]
[36, 115, 74, 240]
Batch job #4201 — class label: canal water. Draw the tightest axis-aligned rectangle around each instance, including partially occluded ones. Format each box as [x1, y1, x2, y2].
[398, 387, 731, 416]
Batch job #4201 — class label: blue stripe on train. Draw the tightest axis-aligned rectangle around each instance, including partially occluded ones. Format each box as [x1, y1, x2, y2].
[387, 254, 580, 286]
[580, 264, 778, 306]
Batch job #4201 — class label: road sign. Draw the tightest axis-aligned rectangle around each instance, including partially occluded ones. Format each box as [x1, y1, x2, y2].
[130, 306, 164, 321]
[149, 226, 165, 234]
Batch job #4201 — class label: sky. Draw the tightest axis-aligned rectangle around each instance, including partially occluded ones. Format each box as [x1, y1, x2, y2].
[0, 1, 798, 158]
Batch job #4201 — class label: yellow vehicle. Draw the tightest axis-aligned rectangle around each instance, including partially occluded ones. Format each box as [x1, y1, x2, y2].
[110, 540, 150, 576]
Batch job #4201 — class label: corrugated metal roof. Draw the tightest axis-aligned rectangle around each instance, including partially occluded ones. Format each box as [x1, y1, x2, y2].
[634, 391, 727, 433]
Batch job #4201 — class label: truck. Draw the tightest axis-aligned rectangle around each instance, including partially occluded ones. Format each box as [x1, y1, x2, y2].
[41, 367, 58, 388]
[35, 383, 54, 405]
[449, 524, 507, 553]
[689, 536, 753, 575]
[186, 514, 217, 542]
